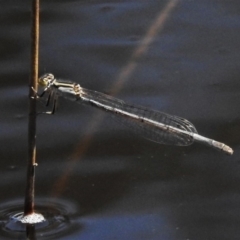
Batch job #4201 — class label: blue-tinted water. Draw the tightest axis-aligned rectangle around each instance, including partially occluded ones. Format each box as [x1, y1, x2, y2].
[0, 0, 240, 239]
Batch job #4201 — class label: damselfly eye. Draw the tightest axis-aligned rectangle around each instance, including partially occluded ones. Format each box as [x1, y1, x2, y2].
[46, 73, 54, 80]
[38, 73, 55, 86]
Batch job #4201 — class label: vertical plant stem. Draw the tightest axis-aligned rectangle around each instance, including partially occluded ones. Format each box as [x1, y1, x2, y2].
[24, 0, 39, 215]
[26, 224, 36, 239]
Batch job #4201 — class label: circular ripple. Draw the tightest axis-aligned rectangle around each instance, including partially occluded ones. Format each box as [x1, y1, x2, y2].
[0, 198, 81, 239]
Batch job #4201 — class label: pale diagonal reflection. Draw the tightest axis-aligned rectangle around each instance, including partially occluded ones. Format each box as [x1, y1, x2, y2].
[51, 0, 179, 197]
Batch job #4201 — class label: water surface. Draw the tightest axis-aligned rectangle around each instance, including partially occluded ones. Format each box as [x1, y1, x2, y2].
[0, 0, 240, 239]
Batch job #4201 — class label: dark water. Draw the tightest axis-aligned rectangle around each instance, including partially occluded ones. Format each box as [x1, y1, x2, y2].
[0, 0, 240, 239]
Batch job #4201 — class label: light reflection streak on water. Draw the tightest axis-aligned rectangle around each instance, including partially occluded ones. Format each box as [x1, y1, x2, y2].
[51, 0, 179, 198]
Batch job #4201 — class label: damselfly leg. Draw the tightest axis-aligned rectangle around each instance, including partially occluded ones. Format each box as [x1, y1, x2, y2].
[32, 86, 58, 115]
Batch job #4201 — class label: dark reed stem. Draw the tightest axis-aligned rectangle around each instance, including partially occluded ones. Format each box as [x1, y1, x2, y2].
[24, 0, 39, 215]
[26, 224, 36, 239]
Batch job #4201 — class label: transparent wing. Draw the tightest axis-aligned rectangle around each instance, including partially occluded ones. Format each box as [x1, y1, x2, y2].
[78, 88, 198, 146]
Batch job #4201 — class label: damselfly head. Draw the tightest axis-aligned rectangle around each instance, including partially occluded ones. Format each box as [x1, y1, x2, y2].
[38, 73, 55, 87]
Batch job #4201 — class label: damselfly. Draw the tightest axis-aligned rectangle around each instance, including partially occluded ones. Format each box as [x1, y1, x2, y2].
[37, 73, 233, 155]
